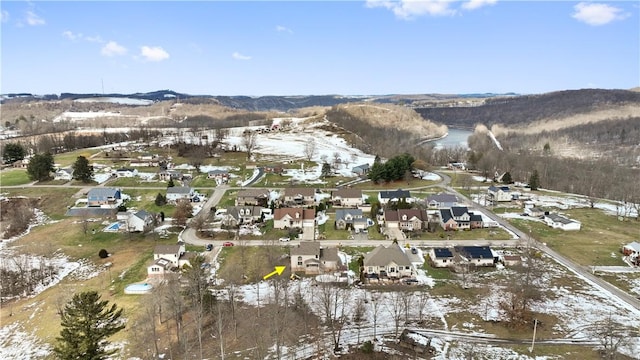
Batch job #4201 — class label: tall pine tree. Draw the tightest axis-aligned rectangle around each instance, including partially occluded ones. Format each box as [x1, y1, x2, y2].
[72, 155, 94, 183]
[26, 152, 54, 181]
[529, 169, 540, 190]
[54, 291, 125, 360]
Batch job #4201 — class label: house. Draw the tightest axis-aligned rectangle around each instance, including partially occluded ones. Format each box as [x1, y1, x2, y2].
[428, 248, 454, 268]
[290, 241, 343, 275]
[384, 209, 428, 231]
[439, 208, 458, 231]
[262, 164, 283, 174]
[148, 242, 190, 278]
[207, 169, 230, 184]
[502, 255, 523, 266]
[622, 242, 640, 256]
[425, 193, 459, 208]
[166, 186, 195, 202]
[87, 188, 122, 207]
[524, 206, 546, 217]
[220, 206, 264, 228]
[378, 189, 412, 205]
[488, 186, 511, 202]
[273, 208, 316, 230]
[236, 189, 270, 207]
[454, 246, 496, 267]
[124, 210, 155, 232]
[543, 213, 581, 231]
[115, 167, 138, 178]
[469, 213, 484, 229]
[158, 170, 182, 181]
[331, 188, 363, 208]
[283, 188, 316, 207]
[363, 243, 414, 279]
[335, 209, 367, 231]
[54, 167, 74, 181]
[352, 163, 370, 176]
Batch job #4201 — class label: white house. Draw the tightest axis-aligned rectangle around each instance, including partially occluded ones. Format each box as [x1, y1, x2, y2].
[290, 241, 342, 275]
[428, 248, 454, 268]
[488, 186, 511, 202]
[166, 186, 195, 202]
[363, 243, 414, 279]
[331, 188, 364, 208]
[543, 213, 581, 231]
[125, 210, 155, 232]
[115, 168, 138, 178]
[54, 167, 74, 181]
[378, 189, 412, 205]
[152, 243, 185, 268]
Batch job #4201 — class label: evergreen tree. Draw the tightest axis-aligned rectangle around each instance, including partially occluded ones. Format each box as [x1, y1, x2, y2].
[26, 152, 54, 181]
[167, 178, 175, 187]
[2, 143, 26, 164]
[529, 170, 540, 190]
[321, 162, 332, 178]
[72, 156, 94, 183]
[155, 193, 167, 206]
[53, 291, 125, 360]
[502, 171, 513, 184]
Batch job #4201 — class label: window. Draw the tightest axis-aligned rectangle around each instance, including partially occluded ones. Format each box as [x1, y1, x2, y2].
[297, 256, 302, 266]
[368, 267, 373, 272]
[389, 267, 395, 273]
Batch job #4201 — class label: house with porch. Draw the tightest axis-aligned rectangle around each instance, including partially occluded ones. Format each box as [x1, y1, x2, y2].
[283, 188, 316, 207]
[335, 209, 367, 231]
[236, 189, 270, 207]
[273, 208, 316, 230]
[384, 209, 428, 232]
[290, 241, 343, 275]
[363, 243, 414, 280]
[331, 188, 363, 208]
[87, 188, 122, 207]
[220, 206, 264, 228]
[454, 246, 496, 267]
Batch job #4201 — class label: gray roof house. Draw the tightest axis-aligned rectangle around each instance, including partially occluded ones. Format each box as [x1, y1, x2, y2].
[363, 243, 414, 279]
[166, 186, 194, 202]
[352, 163, 370, 176]
[378, 189, 412, 205]
[334, 209, 367, 230]
[426, 193, 459, 208]
[290, 241, 342, 275]
[87, 188, 122, 207]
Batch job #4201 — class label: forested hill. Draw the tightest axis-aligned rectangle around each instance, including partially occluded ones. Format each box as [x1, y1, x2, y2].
[414, 89, 640, 128]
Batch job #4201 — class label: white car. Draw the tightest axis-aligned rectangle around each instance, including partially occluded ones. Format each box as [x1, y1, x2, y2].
[279, 237, 290, 242]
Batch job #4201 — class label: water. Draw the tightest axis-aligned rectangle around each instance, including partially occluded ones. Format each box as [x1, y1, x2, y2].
[432, 128, 473, 149]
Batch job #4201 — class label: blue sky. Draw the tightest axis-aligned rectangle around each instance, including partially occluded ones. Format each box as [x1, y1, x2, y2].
[1, 1, 638, 96]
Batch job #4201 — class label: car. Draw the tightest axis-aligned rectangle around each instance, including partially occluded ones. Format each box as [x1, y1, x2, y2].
[222, 241, 234, 247]
[205, 244, 213, 251]
[411, 247, 418, 254]
[403, 278, 419, 285]
[279, 237, 290, 242]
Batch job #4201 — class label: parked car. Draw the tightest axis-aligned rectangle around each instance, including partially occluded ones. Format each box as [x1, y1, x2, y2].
[279, 237, 290, 242]
[222, 241, 234, 247]
[403, 278, 419, 285]
[205, 244, 213, 251]
[411, 247, 418, 254]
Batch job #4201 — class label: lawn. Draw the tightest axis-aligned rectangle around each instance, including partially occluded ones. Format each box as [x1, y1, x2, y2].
[1, 187, 80, 219]
[352, 178, 439, 190]
[121, 188, 177, 216]
[0, 168, 31, 186]
[409, 227, 513, 242]
[108, 177, 165, 187]
[54, 148, 103, 166]
[509, 208, 639, 266]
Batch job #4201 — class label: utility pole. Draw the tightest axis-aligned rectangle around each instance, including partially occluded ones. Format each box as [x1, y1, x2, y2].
[529, 318, 538, 353]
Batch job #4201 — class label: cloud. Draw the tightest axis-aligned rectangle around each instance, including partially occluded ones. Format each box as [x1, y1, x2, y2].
[232, 52, 251, 60]
[25, 10, 45, 26]
[63, 31, 103, 43]
[101, 41, 127, 57]
[62, 30, 80, 41]
[1, 10, 9, 23]
[140, 46, 170, 62]
[276, 25, 293, 34]
[572, 2, 629, 26]
[461, 0, 497, 11]
[366, 0, 457, 19]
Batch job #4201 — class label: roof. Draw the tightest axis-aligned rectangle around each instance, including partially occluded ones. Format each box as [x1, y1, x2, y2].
[439, 208, 454, 223]
[426, 193, 458, 204]
[385, 209, 427, 222]
[208, 169, 228, 175]
[364, 243, 412, 267]
[116, 168, 135, 172]
[335, 208, 363, 221]
[320, 247, 341, 264]
[291, 241, 320, 256]
[352, 163, 370, 171]
[332, 188, 363, 199]
[469, 213, 483, 222]
[274, 207, 316, 220]
[451, 206, 470, 217]
[284, 187, 315, 198]
[167, 186, 192, 194]
[154, 244, 181, 255]
[624, 242, 640, 252]
[546, 213, 577, 224]
[133, 209, 152, 220]
[488, 185, 510, 192]
[433, 248, 453, 259]
[237, 189, 270, 198]
[379, 189, 411, 200]
[226, 206, 264, 219]
[455, 246, 494, 259]
[88, 188, 120, 198]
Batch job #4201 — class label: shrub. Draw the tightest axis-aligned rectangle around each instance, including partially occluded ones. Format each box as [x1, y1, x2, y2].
[98, 249, 109, 258]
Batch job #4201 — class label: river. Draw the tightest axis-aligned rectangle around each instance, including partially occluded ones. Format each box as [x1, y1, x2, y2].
[432, 128, 473, 149]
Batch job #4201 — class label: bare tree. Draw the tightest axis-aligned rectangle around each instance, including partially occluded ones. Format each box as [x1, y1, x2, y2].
[241, 131, 258, 160]
[386, 290, 405, 338]
[303, 139, 317, 161]
[498, 249, 543, 328]
[416, 291, 429, 324]
[368, 291, 382, 340]
[590, 313, 632, 360]
[316, 283, 350, 352]
[352, 296, 367, 344]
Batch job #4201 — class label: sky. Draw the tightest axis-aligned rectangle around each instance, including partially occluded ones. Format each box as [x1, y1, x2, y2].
[1, 1, 638, 96]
